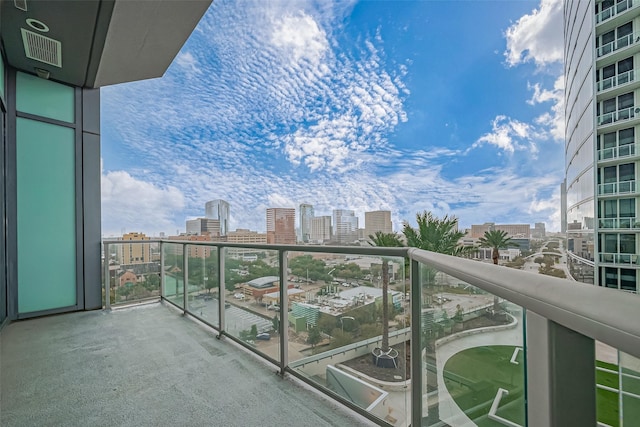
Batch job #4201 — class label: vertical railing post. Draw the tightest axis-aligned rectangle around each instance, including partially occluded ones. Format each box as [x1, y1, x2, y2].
[526, 312, 596, 426]
[410, 258, 423, 427]
[182, 243, 188, 314]
[278, 250, 289, 375]
[218, 246, 226, 336]
[160, 241, 165, 299]
[104, 241, 111, 310]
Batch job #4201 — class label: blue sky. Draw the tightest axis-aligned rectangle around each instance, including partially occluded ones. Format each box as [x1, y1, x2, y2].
[101, 0, 564, 237]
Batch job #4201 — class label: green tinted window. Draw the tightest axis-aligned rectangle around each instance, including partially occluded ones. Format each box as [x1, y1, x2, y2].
[17, 118, 76, 313]
[0, 57, 5, 102]
[16, 72, 74, 123]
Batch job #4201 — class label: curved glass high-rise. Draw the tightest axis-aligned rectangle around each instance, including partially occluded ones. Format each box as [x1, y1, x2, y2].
[564, 0, 640, 292]
[205, 199, 230, 236]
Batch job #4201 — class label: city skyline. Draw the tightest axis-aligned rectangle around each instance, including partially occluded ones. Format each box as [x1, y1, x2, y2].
[101, 0, 563, 237]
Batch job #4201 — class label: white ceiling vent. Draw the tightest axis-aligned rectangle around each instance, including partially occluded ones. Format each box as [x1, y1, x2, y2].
[21, 28, 62, 68]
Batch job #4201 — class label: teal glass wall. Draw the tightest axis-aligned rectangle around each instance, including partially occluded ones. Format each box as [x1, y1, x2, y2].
[16, 72, 74, 123]
[0, 57, 5, 102]
[16, 118, 76, 313]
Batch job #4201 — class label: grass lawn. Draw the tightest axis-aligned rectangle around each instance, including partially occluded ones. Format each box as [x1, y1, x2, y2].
[444, 347, 635, 427]
[443, 345, 525, 427]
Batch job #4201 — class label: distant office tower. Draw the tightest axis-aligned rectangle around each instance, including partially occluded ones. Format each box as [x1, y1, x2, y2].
[564, 1, 639, 290]
[204, 199, 230, 236]
[186, 218, 221, 236]
[333, 209, 358, 244]
[119, 232, 151, 264]
[299, 203, 314, 243]
[310, 216, 332, 243]
[266, 208, 296, 244]
[364, 210, 392, 239]
[533, 223, 546, 239]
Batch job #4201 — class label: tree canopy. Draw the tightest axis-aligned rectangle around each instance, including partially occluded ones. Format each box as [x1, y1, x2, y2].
[403, 211, 470, 256]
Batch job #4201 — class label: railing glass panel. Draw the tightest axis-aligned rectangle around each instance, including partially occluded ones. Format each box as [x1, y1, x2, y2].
[419, 267, 526, 427]
[103, 242, 161, 306]
[598, 143, 637, 161]
[163, 243, 185, 309]
[597, 106, 637, 127]
[186, 246, 220, 329]
[620, 351, 640, 425]
[598, 70, 636, 92]
[223, 248, 281, 362]
[598, 180, 637, 195]
[288, 252, 409, 426]
[597, 33, 638, 58]
[599, 217, 638, 229]
[600, 253, 640, 264]
[597, 0, 635, 24]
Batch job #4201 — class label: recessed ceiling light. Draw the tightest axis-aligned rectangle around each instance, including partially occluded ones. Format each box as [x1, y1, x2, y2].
[26, 18, 48, 33]
[14, 0, 27, 12]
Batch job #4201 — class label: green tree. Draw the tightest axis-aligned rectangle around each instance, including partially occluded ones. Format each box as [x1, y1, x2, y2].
[369, 231, 404, 353]
[272, 314, 280, 332]
[307, 326, 321, 347]
[478, 229, 518, 312]
[402, 211, 470, 425]
[144, 273, 160, 292]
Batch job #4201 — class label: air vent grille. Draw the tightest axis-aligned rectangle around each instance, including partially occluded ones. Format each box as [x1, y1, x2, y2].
[21, 28, 62, 68]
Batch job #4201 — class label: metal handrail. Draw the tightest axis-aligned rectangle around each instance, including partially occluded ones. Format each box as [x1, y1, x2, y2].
[103, 238, 640, 358]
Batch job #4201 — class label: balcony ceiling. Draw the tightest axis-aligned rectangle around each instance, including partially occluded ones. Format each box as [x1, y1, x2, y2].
[0, 0, 211, 88]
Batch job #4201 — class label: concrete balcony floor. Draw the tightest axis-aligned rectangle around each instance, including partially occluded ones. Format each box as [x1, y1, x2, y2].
[1, 303, 373, 426]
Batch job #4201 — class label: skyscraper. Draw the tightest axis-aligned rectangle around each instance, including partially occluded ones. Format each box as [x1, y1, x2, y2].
[564, 1, 639, 291]
[333, 209, 358, 244]
[364, 210, 392, 239]
[266, 208, 296, 244]
[205, 199, 230, 236]
[310, 216, 332, 243]
[299, 203, 314, 243]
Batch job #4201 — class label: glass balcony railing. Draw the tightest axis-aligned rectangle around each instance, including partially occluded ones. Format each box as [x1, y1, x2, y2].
[101, 241, 161, 307]
[597, 0, 636, 24]
[598, 143, 637, 161]
[597, 33, 639, 58]
[598, 180, 637, 195]
[597, 69, 636, 92]
[101, 239, 640, 426]
[599, 252, 639, 264]
[599, 217, 639, 229]
[597, 106, 638, 126]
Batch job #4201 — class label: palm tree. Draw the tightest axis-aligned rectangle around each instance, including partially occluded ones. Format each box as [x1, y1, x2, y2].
[478, 229, 518, 312]
[402, 211, 471, 424]
[369, 231, 404, 353]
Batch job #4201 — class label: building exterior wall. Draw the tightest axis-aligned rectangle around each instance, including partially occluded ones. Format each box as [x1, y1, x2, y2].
[310, 216, 332, 243]
[266, 208, 296, 244]
[227, 228, 267, 257]
[470, 223, 531, 238]
[364, 210, 392, 239]
[565, 0, 640, 291]
[333, 209, 358, 244]
[186, 218, 221, 236]
[120, 232, 152, 264]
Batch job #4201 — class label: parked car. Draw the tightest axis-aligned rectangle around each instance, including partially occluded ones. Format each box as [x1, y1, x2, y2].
[267, 304, 280, 311]
[234, 293, 245, 300]
[256, 333, 271, 341]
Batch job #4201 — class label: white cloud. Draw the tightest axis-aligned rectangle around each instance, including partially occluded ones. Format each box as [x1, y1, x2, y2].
[530, 75, 565, 141]
[271, 12, 329, 67]
[504, 0, 563, 68]
[472, 115, 537, 153]
[101, 169, 185, 236]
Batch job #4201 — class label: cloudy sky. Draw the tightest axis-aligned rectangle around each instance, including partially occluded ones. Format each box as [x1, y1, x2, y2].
[101, 0, 564, 237]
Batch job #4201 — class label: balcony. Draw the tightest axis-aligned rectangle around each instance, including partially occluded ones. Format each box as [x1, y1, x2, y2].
[598, 142, 637, 161]
[3, 240, 640, 427]
[598, 179, 637, 195]
[597, 106, 639, 127]
[597, 69, 636, 94]
[597, 32, 639, 59]
[596, 0, 637, 25]
[600, 252, 640, 265]
[599, 216, 640, 229]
